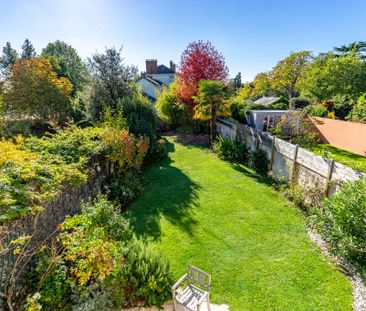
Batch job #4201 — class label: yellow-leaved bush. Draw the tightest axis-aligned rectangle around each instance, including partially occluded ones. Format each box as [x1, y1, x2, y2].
[0, 126, 149, 224]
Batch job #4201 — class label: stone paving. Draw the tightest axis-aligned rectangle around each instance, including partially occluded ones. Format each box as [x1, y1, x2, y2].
[121, 300, 229, 311]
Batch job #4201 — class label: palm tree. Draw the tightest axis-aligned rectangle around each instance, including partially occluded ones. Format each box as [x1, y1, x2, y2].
[192, 80, 231, 143]
[334, 41, 366, 60]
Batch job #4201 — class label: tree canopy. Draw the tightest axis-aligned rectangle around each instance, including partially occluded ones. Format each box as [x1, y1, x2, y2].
[298, 53, 366, 101]
[0, 42, 18, 78]
[21, 38, 36, 59]
[4, 58, 72, 122]
[177, 41, 228, 105]
[270, 51, 312, 98]
[85, 47, 138, 118]
[193, 80, 231, 141]
[42, 40, 88, 95]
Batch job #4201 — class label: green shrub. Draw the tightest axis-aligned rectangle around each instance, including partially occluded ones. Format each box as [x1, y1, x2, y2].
[29, 196, 172, 309]
[230, 101, 246, 124]
[119, 238, 173, 307]
[107, 172, 145, 208]
[148, 138, 168, 162]
[312, 178, 366, 274]
[249, 149, 269, 176]
[289, 97, 311, 109]
[347, 93, 366, 123]
[118, 93, 158, 143]
[332, 94, 354, 120]
[156, 83, 191, 128]
[305, 105, 328, 117]
[213, 135, 249, 164]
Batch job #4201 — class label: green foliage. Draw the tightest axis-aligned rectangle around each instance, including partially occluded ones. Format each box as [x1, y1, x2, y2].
[270, 51, 312, 98]
[0, 42, 18, 77]
[156, 83, 191, 128]
[30, 196, 172, 309]
[347, 93, 366, 123]
[25, 125, 106, 164]
[3, 58, 73, 123]
[118, 92, 158, 143]
[311, 178, 366, 276]
[107, 172, 145, 208]
[0, 136, 87, 224]
[119, 238, 173, 307]
[21, 38, 36, 59]
[304, 105, 328, 117]
[147, 138, 168, 163]
[213, 135, 249, 164]
[0, 124, 149, 223]
[289, 97, 311, 109]
[229, 100, 246, 123]
[249, 149, 269, 176]
[86, 47, 138, 119]
[299, 53, 366, 101]
[332, 94, 354, 120]
[193, 80, 231, 141]
[42, 40, 88, 95]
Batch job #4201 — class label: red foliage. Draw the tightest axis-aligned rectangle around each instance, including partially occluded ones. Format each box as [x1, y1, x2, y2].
[177, 41, 228, 105]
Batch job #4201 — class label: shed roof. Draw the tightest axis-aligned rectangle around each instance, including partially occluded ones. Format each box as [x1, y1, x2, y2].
[253, 96, 280, 106]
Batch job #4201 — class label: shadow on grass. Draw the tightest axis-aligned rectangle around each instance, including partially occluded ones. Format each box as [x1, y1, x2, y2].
[124, 140, 200, 240]
[230, 163, 278, 187]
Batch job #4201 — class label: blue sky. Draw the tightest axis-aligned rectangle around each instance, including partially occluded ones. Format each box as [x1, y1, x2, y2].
[1, 0, 366, 81]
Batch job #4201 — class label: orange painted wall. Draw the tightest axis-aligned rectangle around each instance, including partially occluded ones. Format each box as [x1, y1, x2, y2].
[311, 117, 366, 156]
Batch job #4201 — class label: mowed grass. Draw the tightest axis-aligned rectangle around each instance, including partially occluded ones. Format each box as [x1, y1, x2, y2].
[309, 143, 366, 173]
[125, 138, 353, 311]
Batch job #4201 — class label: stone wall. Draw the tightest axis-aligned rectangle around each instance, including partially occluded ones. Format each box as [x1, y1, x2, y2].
[0, 156, 112, 310]
[217, 119, 365, 194]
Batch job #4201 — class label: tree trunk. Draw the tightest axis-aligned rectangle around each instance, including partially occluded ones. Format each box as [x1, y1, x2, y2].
[210, 105, 217, 145]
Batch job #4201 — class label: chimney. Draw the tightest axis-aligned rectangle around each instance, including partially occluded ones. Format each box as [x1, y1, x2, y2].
[146, 59, 158, 75]
[170, 60, 176, 73]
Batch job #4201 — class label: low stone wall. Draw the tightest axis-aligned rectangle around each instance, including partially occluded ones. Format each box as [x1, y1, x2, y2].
[310, 117, 366, 156]
[0, 156, 112, 310]
[216, 119, 365, 194]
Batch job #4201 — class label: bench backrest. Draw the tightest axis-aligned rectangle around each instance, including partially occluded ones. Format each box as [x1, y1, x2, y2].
[187, 265, 211, 291]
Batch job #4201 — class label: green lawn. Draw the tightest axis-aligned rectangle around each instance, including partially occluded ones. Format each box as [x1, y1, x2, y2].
[126, 138, 353, 310]
[309, 143, 366, 173]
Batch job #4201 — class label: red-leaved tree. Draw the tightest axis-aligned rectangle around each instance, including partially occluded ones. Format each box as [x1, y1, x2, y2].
[176, 40, 228, 105]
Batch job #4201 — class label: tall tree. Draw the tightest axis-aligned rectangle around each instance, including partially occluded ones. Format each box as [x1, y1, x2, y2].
[42, 40, 88, 95]
[192, 80, 231, 142]
[270, 51, 312, 98]
[3, 58, 72, 122]
[0, 42, 18, 78]
[334, 41, 366, 60]
[21, 38, 36, 59]
[232, 72, 242, 89]
[177, 40, 228, 105]
[86, 47, 138, 118]
[299, 53, 366, 101]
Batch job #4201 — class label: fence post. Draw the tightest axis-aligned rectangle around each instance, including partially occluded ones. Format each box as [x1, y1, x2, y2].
[269, 136, 276, 173]
[255, 132, 260, 150]
[325, 158, 335, 196]
[291, 144, 299, 185]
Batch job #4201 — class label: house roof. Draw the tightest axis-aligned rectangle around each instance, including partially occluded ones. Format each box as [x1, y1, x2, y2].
[253, 96, 280, 106]
[136, 75, 164, 86]
[156, 64, 174, 74]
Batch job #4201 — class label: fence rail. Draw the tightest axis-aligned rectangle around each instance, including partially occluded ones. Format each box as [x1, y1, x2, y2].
[216, 119, 365, 195]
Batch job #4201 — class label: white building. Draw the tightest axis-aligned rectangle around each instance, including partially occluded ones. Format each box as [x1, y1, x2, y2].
[246, 110, 291, 132]
[136, 59, 176, 102]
